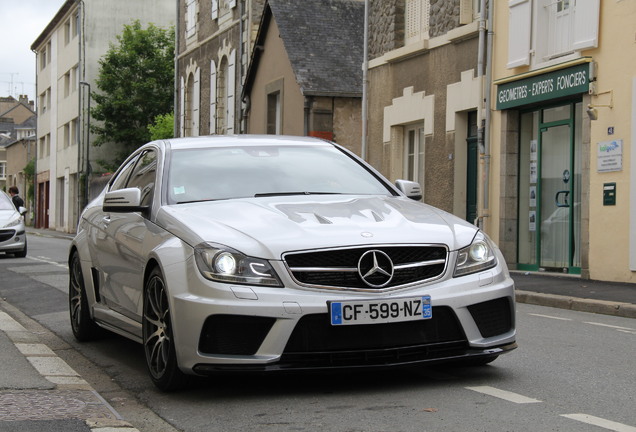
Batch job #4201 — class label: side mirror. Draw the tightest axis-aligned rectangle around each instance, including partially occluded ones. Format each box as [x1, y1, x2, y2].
[18, 206, 27, 216]
[103, 187, 148, 213]
[395, 179, 422, 201]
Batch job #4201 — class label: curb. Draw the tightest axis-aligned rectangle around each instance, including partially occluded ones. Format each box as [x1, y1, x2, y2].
[516, 290, 636, 319]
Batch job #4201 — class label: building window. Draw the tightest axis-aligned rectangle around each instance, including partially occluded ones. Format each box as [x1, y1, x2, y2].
[184, 68, 200, 136]
[404, 125, 425, 185]
[267, 92, 281, 135]
[405, 0, 430, 44]
[72, 118, 79, 146]
[216, 58, 227, 134]
[73, 12, 80, 37]
[40, 47, 47, 70]
[64, 72, 71, 98]
[507, 0, 600, 69]
[64, 19, 71, 45]
[39, 92, 47, 114]
[212, 0, 236, 20]
[0, 161, 6, 180]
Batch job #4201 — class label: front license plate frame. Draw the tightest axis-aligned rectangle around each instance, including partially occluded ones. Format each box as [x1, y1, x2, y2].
[329, 295, 432, 326]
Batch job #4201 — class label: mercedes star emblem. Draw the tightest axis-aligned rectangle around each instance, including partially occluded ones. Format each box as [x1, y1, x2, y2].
[358, 250, 394, 288]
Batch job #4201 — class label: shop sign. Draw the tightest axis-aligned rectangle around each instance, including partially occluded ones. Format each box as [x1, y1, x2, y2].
[597, 139, 622, 172]
[496, 63, 590, 110]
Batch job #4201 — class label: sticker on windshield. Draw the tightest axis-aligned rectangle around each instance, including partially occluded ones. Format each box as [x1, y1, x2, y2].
[173, 186, 186, 195]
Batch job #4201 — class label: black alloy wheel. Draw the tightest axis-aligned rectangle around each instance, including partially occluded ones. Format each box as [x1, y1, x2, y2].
[143, 267, 187, 391]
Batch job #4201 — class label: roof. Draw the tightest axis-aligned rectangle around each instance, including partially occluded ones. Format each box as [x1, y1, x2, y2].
[243, 0, 364, 99]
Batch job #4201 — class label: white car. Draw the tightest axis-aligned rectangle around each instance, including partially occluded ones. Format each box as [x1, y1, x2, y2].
[0, 191, 27, 257]
[69, 135, 516, 391]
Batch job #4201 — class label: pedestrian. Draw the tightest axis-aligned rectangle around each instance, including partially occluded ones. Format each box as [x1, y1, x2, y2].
[8, 186, 24, 210]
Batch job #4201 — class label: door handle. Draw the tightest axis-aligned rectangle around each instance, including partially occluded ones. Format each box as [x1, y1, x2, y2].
[555, 190, 570, 208]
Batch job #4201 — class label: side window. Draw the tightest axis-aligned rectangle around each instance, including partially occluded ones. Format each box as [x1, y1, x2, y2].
[126, 150, 158, 207]
[110, 156, 139, 191]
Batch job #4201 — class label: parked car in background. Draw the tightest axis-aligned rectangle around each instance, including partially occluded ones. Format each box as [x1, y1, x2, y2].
[69, 135, 517, 391]
[0, 190, 27, 258]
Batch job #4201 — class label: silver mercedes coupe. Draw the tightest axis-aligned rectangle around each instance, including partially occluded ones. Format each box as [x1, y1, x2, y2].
[69, 135, 516, 391]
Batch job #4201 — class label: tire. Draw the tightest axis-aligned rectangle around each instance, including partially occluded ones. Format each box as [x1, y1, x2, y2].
[143, 267, 187, 391]
[69, 251, 101, 341]
[14, 239, 27, 258]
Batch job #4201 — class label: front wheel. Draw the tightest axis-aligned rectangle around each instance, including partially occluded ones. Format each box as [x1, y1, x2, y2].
[14, 239, 27, 258]
[69, 251, 101, 341]
[143, 267, 187, 391]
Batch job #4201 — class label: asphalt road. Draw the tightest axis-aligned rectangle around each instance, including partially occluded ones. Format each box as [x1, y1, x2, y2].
[1, 233, 635, 432]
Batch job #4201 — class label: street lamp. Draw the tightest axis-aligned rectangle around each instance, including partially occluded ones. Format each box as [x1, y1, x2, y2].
[79, 81, 91, 211]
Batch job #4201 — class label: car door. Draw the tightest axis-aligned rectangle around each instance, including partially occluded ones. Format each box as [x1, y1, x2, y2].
[94, 149, 158, 322]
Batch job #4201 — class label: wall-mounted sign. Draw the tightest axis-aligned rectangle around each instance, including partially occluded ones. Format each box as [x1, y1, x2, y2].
[597, 139, 623, 172]
[496, 62, 591, 110]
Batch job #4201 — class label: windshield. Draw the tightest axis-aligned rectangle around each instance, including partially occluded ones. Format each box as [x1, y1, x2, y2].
[166, 145, 393, 204]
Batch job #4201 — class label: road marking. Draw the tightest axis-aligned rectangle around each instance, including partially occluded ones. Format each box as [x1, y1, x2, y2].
[27, 256, 68, 270]
[528, 313, 572, 321]
[562, 414, 636, 432]
[584, 322, 635, 331]
[617, 329, 636, 335]
[465, 386, 541, 404]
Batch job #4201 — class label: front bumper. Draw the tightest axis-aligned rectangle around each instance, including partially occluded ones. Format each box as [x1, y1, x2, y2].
[0, 228, 26, 253]
[167, 255, 517, 375]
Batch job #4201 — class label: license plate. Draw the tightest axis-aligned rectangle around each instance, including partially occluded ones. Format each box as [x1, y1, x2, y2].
[329, 295, 432, 326]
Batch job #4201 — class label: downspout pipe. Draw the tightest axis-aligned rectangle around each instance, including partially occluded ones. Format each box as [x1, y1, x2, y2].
[483, 0, 494, 212]
[174, 0, 180, 136]
[361, 0, 369, 159]
[476, 0, 487, 228]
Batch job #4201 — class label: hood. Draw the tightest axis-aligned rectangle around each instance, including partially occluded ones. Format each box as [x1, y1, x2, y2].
[0, 209, 21, 228]
[155, 195, 478, 259]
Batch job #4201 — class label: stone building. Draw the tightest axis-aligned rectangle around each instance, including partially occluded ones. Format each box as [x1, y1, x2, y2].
[366, 0, 485, 224]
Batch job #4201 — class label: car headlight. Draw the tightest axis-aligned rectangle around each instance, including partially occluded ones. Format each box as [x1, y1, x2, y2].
[194, 243, 282, 287]
[3, 216, 22, 228]
[454, 232, 497, 277]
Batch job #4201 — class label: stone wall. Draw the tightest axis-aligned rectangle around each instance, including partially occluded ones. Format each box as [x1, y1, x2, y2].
[429, 0, 460, 38]
[369, 0, 403, 59]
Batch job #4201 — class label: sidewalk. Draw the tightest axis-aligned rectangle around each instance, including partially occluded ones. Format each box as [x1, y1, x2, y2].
[0, 300, 139, 432]
[512, 271, 636, 319]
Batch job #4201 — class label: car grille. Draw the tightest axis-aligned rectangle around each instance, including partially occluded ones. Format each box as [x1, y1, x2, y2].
[281, 306, 467, 367]
[0, 229, 16, 242]
[284, 245, 447, 290]
[467, 297, 513, 338]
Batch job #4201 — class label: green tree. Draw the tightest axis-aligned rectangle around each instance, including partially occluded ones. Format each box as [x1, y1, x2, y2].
[148, 112, 175, 141]
[91, 20, 174, 170]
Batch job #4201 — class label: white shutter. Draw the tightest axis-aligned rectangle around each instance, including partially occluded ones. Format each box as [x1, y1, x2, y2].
[227, 50, 236, 134]
[211, 0, 218, 19]
[193, 68, 200, 136]
[179, 76, 185, 137]
[186, 0, 196, 38]
[573, 0, 600, 50]
[229, 0, 236, 8]
[210, 60, 217, 134]
[507, 0, 532, 68]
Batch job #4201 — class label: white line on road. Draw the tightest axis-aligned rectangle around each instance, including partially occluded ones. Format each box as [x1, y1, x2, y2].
[528, 313, 572, 321]
[562, 414, 636, 432]
[465, 386, 542, 404]
[584, 322, 635, 331]
[28, 256, 68, 269]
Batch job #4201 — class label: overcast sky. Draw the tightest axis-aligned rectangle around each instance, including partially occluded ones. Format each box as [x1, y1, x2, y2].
[0, 0, 66, 103]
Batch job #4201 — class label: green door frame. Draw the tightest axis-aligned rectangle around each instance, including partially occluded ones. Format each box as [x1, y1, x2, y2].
[517, 100, 581, 274]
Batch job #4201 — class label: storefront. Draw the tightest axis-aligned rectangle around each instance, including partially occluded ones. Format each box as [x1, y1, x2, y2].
[495, 59, 592, 275]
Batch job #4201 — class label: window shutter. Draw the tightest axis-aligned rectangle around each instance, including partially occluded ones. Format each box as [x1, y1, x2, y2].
[186, 0, 196, 38]
[193, 68, 200, 136]
[227, 50, 236, 134]
[211, 0, 218, 19]
[179, 77, 185, 137]
[229, 0, 236, 8]
[573, 0, 600, 50]
[507, 0, 531, 68]
[210, 60, 217, 134]
[459, 0, 474, 25]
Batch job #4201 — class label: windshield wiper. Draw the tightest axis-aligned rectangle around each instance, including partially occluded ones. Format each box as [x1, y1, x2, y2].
[175, 198, 222, 204]
[254, 191, 342, 198]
